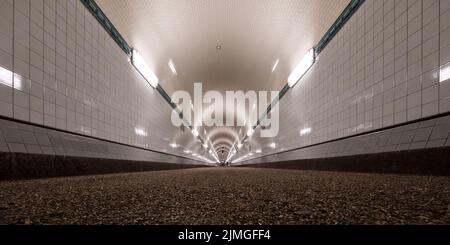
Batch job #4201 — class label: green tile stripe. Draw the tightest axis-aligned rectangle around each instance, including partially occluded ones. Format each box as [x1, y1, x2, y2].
[315, 0, 365, 54]
[80, 0, 132, 55]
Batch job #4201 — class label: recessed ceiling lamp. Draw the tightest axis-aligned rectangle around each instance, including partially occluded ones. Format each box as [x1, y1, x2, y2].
[168, 59, 177, 75]
[272, 59, 279, 72]
[131, 49, 159, 88]
[287, 48, 315, 88]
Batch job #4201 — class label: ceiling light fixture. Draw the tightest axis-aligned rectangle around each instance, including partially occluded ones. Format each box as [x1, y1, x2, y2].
[287, 48, 315, 88]
[131, 49, 159, 88]
[247, 128, 254, 137]
[192, 128, 199, 137]
[216, 44, 222, 50]
[168, 59, 177, 75]
[272, 59, 279, 72]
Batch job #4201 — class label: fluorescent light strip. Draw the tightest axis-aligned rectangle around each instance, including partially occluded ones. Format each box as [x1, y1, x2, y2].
[131, 49, 159, 88]
[272, 59, 279, 72]
[168, 60, 177, 75]
[246, 128, 254, 137]
[440, 64, 450, 83]
[134, 127, 147, 137]
[192, 128, 199, 137]
[287, 48, 315, 88]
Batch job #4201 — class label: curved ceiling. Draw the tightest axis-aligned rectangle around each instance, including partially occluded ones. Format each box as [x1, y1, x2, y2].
[95, 0, 350, 162]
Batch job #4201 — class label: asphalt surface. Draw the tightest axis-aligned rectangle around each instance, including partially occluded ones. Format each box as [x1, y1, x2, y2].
[0, 167, 449, 224]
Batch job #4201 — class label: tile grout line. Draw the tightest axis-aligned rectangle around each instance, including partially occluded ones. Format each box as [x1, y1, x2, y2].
[28, 0, 31, 124]
[66, 0, 68, 132]
[12, 0, 15, 121]
[42, 0, 45, 128]
[434, 0, 441, 146]
[438, 0, 441, 114]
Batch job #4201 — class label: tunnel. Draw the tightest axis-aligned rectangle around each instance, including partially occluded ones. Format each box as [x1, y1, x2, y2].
[0, 0, 450, 238]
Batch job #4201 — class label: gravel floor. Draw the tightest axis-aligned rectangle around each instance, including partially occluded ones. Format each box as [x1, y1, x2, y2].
[0, 167, 449, 225]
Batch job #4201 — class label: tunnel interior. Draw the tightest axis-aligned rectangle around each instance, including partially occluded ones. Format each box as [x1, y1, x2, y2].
[0, 0, 450, 226]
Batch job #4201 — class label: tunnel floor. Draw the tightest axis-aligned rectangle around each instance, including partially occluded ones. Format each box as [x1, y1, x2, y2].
[0, 167, 449, 225]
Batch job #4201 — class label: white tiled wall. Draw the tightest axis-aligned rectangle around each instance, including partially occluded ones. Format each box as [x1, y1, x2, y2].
[0, 118, 202, 164]
[238, 0, 450, 163]
[239, 115, 450, 165]
[0, 0, 203, 163]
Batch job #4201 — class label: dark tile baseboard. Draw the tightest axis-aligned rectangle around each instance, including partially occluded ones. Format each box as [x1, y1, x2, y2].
[0, 152, 205, 181]
[238, 146, 450, 176]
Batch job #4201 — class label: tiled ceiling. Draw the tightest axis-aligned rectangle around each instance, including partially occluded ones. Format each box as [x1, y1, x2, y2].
[95, 0, 350, 160]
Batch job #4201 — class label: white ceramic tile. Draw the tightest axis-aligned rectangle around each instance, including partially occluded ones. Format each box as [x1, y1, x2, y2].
[422, 101, 438, 117]
[426, 139, 446, 148]
[25, 144, 41, 154]
[30, 110, 43, 124]
[429, 124, 450, 140]
[7, 142, 27, 153]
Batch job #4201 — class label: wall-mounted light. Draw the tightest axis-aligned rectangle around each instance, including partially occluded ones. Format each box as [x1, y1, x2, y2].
[246, 128, 254, 137]
[131, 49, 159, 88]
[0, 66, 13, 87]
[272, 59, 279, 72]
[287, 48, 315, 87]
[269, 142, 277, 149]
[300, 127, 312, 136]
[168, 59, 177, 75]
[170, 143, 179, 148]
[440, 63, 450, 83]
[192, 128, 199, 137]
[134, 127, 147, 137]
